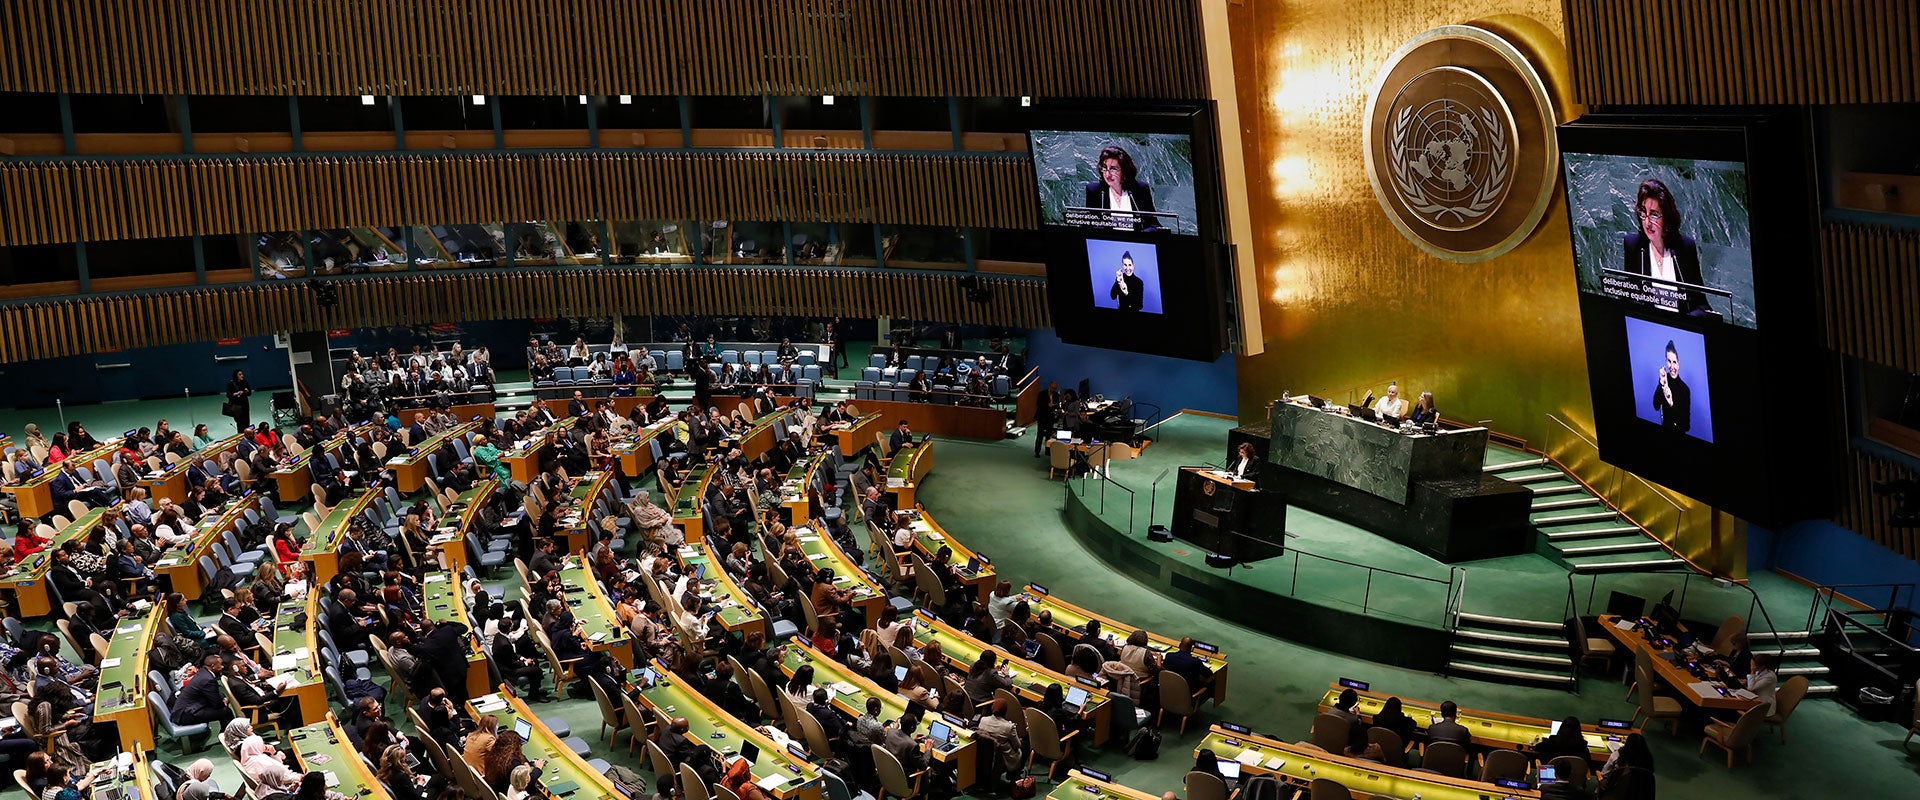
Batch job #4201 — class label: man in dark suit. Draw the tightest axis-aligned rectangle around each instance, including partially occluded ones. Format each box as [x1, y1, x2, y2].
[1426, 700, 1473, 746]
[489, 616, 549, 702]
[406, 413, 430, 447]
[1161, 637, 1215, 701]
[777, 338, 799, 363]
[889, 420, 915, 453]
[171, 655, 234, 726]
[217, 596, 255, 642]
[1109, 253, 1146, 311]
[1652, 340, 1692, 434]
[567, 391, 591, 419]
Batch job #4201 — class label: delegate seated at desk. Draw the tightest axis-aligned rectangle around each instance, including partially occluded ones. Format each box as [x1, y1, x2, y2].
[1409, 391, 1439, 425]
[1371, 384, 1409, 419]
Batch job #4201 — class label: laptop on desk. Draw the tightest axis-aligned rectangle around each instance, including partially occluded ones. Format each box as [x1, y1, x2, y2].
[928, 720, 958, 752]
[1063, 685, 1091, 713]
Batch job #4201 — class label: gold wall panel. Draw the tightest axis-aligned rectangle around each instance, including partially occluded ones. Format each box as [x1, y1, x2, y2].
[0, 151, 1038, 247]
[1227, 0, 1589, 449]
[0, 269, 1049, 365]
[0, 0, 1207, 99]
[1823, 221, 1920, 374]
[1564, 0, 1920, 106]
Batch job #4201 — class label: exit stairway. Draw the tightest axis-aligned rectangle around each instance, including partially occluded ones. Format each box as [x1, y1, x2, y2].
[1446, 611, 1578, 689]
[1482, 448, 1687, 574]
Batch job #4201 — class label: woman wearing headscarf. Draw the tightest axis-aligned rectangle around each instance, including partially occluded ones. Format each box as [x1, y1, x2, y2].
[240, 735, 303, 796]
[176, 759, 220, 800]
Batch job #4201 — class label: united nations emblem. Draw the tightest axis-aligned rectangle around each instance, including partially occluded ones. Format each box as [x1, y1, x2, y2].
[1364, 24, 1562, 262]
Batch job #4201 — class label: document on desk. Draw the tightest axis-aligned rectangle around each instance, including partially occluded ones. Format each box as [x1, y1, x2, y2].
[1234, 749, 1262, 765]
[1687, 681, 1721, 697]
[755, 774, 790, 791]
[1612, 619, 1637, 631]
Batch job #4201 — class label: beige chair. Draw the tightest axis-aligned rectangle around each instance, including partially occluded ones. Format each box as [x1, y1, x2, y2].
[646, 738, 675, 783]
[1308, 778, 1351, 800]
[1480, 749, 1528, 783]
[1024, 706, 1080, 781]
[1184, 772, 1228, 800]
[1366, 726, 1407, 767]
[996, 688, 1029, 739]
[907, 553, 947, 609]
[871, 743, 925, 800]
[15, 769, 35, 796]
[220, 674, 287, 741]
[1700, 705, 1766, 767]
[1548, 755, 1589, 789]
[589, 678, 629, 743]
[1047, 440, 1072, 480]
[622, 692, 653, 755]
[715, 786, 745, 800]
[1573, 613, 1616, 672]
[747, 671, 780, 727]
[1416, 740, 1467, 778]
[1309, 712, 1351, 755]
[1763, 675, 1808, 743]
[1035, 632, 1068, 673]
[67, 499, 90, 519]
[1631, 664, 1683, 733]
[1157, 669, 1206, 733]
[796, 706, 835, 757]
[679, 763, 711, 800]
[1709, 615, 1745, 656]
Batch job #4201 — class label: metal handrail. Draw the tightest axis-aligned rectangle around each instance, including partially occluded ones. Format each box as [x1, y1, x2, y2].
[1806, 582, 1916, 632]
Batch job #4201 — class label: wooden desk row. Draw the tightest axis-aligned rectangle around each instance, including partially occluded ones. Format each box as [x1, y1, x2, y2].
[1313, 682, 1634, 762]
[777, 641, 981, 790]
[153, 491, 263, 601]
[391, 421, 482, 494]
[885, 438, 934, 508]
[672, 542, 768, 638]
[93, 605, 164, 752]
[671, 462, 719, 543]
[615, 418, 678, 478]
[1020, 583, 1230, 704]
[824, 413, 884, 460]
[3, 436, 124, 519]
[793, 526, 888, 629]
[632, 661, 825, 800]
[1196, 725, 1544, 800]
[506, 416, 580, 484]
[0, 502, 120, 616]
[300, 486, 382, 586]
[904, 607, 1116, 746]
[140, 433, 245, 504]
[271, 423, 379, 503]
[901, 508, 996, 604]
[1598, 615, 1760, 713]
[421, 571, 492, 700]
[429, 479, 498, 576]
[288, 715, 394, 800]
[780, 453, 828, 524]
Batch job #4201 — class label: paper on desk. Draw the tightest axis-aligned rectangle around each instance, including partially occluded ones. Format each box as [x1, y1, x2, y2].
[424, 574, 447, 583]
[755, 774, 790, 791]
[1612, 619, 1637, 631]
[807, 553, 828, 561]
[100, 658, 122, 669]
[1687, 681, 1721, 697]
[1263, 756, 1286, 770]
[1731, 689, 1758, 700]
[887, 478, 906, 488]
[1235, 749, 1262, 765]
[116, 624, 142, 634]
[832, 681, 859, 696]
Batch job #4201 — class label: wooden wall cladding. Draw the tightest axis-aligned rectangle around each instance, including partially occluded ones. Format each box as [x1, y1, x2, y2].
[1564, 0, 1920, 104]
[0, 268, 1050, 364]
[0, 0, 1207, 99]
[1835, 450, 1920, 562]
[0, 151, 1038, 246]
[1822, 222, 1920, 373]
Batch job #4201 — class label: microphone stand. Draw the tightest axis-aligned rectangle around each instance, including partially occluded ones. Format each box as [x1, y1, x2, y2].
[1147, 467, 1172, 533]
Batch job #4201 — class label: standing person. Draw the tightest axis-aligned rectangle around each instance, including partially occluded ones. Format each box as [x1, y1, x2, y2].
[224, 370, 255, 433]
[1652, 340, 1692, 434]
[1034, 381, 1060, 457]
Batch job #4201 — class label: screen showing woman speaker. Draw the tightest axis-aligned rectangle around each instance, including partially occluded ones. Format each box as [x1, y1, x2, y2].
[1030, 130, 1200, 236]
[1563, 152, 1757, 329]
[1086, 240, 1163, 314]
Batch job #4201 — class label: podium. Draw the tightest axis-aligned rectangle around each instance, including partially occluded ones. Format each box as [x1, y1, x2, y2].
[1171, 467, 1288, 563]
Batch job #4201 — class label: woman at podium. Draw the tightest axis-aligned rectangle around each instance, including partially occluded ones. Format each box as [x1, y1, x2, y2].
[1228, 442, 1260, 481]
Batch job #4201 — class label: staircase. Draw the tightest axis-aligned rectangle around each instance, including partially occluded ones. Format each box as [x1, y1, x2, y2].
[1749, 629, 1839, 697]
[1481, 450, 1686, 574]
[1446, 611, 1578, 689]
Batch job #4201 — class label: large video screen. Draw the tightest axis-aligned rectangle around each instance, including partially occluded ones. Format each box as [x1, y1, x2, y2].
[1564, 152, 1756, 329]
[1031, 130, 1199, 236]
[1561, 114, 1832, 526]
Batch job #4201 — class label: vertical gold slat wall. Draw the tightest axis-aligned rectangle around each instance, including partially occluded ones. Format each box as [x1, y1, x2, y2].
[1564, 0, 1920, 104]
[1822, 223, 1920, 375]
[0, 0, 1206, 98]
[0, 152, 1037, 246]
[0, 271, 1047, 364]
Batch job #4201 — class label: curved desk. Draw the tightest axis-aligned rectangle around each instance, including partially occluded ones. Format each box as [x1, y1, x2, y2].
[1313, 682, 1634, 762]
[288, 714, 395, 800]
[428, 479, 498, 576]
[469, 689, 624, 800]
[141, 433, 244, 504]
[824, 413, 884, 459]
[0, 501, 120, 616]
[421, 571, 491, 699]
[300, 486, 382, 585]
[671, 462, 718, 543]
[1020, 583, 1229, 704]
[506, 417, 579, 484]
[94, 604, 163, 752]
[673, 542, 767, 637]
[901, 508, 996, 604]
[632, 662, 824, 800]
[793, 525, 886, 628]
[155, 492, 261, 600]
[903, 608, 1114, 745]
[390, 421, 481, 494]
[1195, 725, 1542, 800]
[885, 439, 934, 508]
[776, 641, 980, 790]
[615, 418, 677, 477]
[271, 424, 377, 502]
